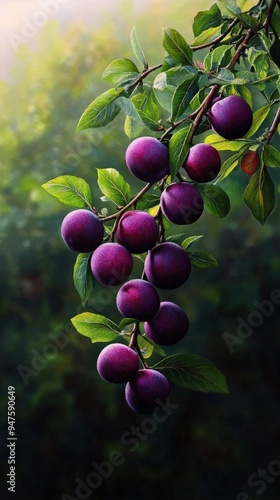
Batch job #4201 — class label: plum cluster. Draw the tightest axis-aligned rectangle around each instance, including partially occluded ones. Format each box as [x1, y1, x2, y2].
[60, 94, 252, 413]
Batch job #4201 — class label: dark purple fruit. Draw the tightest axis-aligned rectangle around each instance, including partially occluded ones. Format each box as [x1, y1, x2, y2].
[207, 95, 253, 140]
[125, 136, 169, 184]
[116, 210, 158, 254]
[144, 301, 189, 346]
[61, 209, 104, 253]
[97, 343, 139, 384]
[144, 242, 191, 290]
[91, 242, 133, 286]
[125, 369, 170, 413]
[116, 279, 160, 321]
[160, 182, 204, 225]
[184, 143, 221, 183]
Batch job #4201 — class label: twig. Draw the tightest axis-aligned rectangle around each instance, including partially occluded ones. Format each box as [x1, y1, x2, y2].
[191, 18, 239, 52]
[226, 29, 254, 71]
[100, 182, 152, 222]
[266, 106, 280, 144]
[263, 0, 278, 33]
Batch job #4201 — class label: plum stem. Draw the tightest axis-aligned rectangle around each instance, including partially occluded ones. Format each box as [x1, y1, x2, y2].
[154, 207, 166, 243]
[129, 323, 149, 368]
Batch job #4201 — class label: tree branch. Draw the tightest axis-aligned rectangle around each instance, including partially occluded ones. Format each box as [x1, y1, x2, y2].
[191, 18, 239, 52]
[100, 182, 152, 222]
[266, 106, 280, 144]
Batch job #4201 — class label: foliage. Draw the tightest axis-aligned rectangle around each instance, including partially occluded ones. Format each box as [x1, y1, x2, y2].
[43, 0, 280, 404]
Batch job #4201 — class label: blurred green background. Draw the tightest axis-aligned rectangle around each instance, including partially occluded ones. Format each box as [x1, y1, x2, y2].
[1, 1, 280, 499]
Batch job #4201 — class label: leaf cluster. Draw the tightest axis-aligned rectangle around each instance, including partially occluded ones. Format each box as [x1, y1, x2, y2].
[42, 0, 280, 398]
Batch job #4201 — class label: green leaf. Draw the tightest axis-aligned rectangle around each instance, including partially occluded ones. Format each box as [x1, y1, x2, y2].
[131, 88, 161, 132]
[97, 168, 130, 206]
[73, 253, 95, 306]
[137, 192, 161, 210]
[118, 317, 136, 330]
[204, 45, 232, 73]
[118, 96, 147, 138]
[247, 48, 269, 81]
[162, 28, 193, 66]
[138, 335, 154, 359]
[198, 184, 231, 218]
[141, 335, 166, 357]
[189, 251, 218, 269]
[153, 85, 174, 113]
[271, 6, 280, 33]
[211, 68, 244, 85]
[169, 126, 191, 179]
[166, 233, 187, 245]
[246, 104, 271, 138]
[76, 88, 122, 130]
[193, 4, 222, 37]
[71, 312, 120, 343]
[102, 58, 139, 87]
[215, 145, 249, 183]
[192, 24, 224, 47]
[236, 0, 260, 12]
[130, 26, 147, 66]
[171, 74, 199, 120]
[42, 175, 92, 208]
[237, 13, 259, 30]
[205, 134, 248, 151]
[243, 166, 275, 224]
[237, 84, 253, 108]
[218, 0, 240, 15]
[153, 354, 229, 394]
[181, 235, 203, 249]
[263, 145, 280, 168]
[166, 66, 196, 86]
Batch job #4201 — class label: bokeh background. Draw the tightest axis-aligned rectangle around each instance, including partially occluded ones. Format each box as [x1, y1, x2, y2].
[1, 1, 280, 499]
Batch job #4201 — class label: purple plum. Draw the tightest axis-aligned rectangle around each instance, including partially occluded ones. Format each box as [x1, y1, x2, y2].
[116, 279, 160, 321]
[144, 301, 189, 346]
[116, 210, 159, 254]
[91, 242, 133, 286]
[160, 182, 204, 225]
[207, 95, 253, 139]
[125, 136, 169, 184]
[125, 369, 170, 414]
[144, 242, 191, 290]
[61, 209, 104, 253]
[97, 343, 139, 384]
[184, 143, 221, 183]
